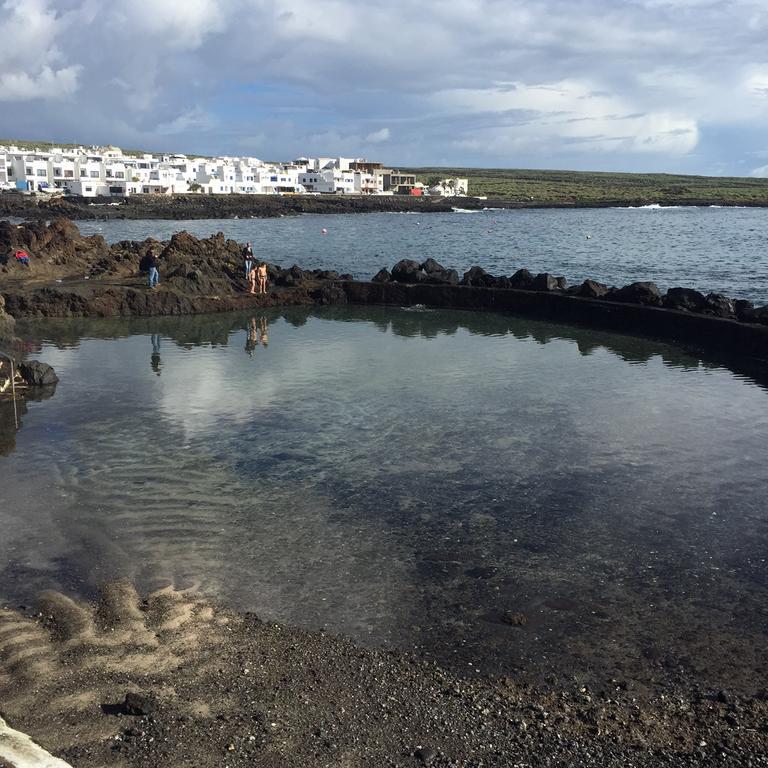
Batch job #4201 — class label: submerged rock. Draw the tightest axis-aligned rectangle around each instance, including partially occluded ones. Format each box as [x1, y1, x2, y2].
[17, 360, 59, 387]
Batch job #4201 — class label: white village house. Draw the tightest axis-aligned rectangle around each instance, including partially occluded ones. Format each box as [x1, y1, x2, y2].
[0, 144, 467, 198]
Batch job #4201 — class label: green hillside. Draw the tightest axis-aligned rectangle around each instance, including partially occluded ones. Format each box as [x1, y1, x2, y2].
[408, 167, 768, 206]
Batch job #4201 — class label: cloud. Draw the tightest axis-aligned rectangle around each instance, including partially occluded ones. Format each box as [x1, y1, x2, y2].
[0, 0, 766, 171]
[750, 164, 768, 177]
[432, 80, 699, 155]
[0, 65, 81, 101]
[364, 128, 390, 143]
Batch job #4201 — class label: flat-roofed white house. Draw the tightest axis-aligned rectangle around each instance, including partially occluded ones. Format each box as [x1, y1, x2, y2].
[428, 177, 469, 196]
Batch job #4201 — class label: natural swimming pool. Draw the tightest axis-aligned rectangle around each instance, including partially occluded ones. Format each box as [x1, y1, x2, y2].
[2, 305, 767, 696]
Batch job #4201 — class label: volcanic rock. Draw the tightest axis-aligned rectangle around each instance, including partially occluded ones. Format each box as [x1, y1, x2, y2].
[663, 287, 707, 312]
[611, 281, 663, 306]
[578, 279, 609, 299]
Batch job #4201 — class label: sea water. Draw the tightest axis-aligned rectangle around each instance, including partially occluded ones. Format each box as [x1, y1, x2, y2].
[64, 206, 768, 303]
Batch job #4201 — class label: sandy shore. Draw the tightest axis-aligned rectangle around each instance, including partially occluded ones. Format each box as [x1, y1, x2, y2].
[1, 581, 765, 768]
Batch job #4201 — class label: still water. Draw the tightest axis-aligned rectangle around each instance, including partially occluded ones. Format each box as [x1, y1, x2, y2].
[67, 206, 768, 303]
[2, 306, 767, 695]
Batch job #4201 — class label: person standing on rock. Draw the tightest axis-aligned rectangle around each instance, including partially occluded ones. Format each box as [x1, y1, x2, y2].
[243, 242, 254, 280]
[257, 262, 268, 294]
[248, 263, 258, 294]
[147, 250, 160, 289]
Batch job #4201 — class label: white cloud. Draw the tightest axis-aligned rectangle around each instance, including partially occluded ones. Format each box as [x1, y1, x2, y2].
[0, 0, 765, 170]
[750, 164, 768, 177]
[433, 80, 699, 155]
[0, 65, 81, 101]
[364, 127, 390, 143]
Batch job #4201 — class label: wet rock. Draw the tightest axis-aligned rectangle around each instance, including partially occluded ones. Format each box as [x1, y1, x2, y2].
[663, 287, 707, 312]
[420, 258, 447, 274]
[315, 269, 341, 281]
[533, 273, 566, 292]
[17, 361, 59, 387]
[371, 268, 391, 283]
[734, 299, 756, 322]
[391, 259, 426, 283]
[611, 281, 663, 306]
[425, 268, 460, 286]
[461, 265, 490, 287]
[509, 268, 534, 290]
[578, 279, 609, 299]
[703, 293, 736, 319]
[753, 305, 768, 326]
[123, 692, 157, 716]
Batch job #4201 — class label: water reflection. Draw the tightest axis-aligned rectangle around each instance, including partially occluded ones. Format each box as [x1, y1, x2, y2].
[2, 306, 768, 699]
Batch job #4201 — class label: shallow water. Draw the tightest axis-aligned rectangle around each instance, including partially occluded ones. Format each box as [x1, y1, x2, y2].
[2, 306, 767, 695]
[62, 205, 768, 303]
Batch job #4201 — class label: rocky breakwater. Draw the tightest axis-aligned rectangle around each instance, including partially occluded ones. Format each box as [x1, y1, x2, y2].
[1, 219, 350, 319]
[356, 259, 768, 363]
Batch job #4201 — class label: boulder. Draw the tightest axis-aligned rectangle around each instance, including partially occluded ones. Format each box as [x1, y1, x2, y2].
[752, 306, 768, 326]
[663, 287, 707, 312]
[509, 269, 534, 290]
[734, 299, 756, 322]
[578, 279, 609, 299]
[425, 268, 460, 286]
[611, 282, 663, 306]
[532, 273, 566, 292]
[17, 360, 59, 387]
[461, 266, 490, 287]
[371, 268, 391, 283]
[420, 258, 447, 274]
[122, 691, 158, 717]
[703, 293, 736, 319]
[391, 259, 426, 283]
[315, 269, 340, 281]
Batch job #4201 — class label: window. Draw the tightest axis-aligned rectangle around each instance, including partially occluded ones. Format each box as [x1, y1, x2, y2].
[7, 168, 13, 177]
[90, 170, 100, 178]
[25, 167, 33, 175]
[115, 171, 124, 179]
[65, 170, 73, 178]
[37, 169, 47, 177]
[53, 167, 62, 176]
[85, 186, 92, 192]
[81, 169, 87, 177]
[109, 186, 123, 194]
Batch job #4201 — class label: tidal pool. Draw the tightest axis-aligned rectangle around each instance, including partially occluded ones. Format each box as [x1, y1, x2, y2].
[2, 306, 767, 696]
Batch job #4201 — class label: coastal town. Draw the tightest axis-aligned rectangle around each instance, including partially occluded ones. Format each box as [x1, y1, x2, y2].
[0, 143, 468, 199]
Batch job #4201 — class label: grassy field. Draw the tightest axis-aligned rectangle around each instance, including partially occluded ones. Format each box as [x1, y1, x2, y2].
[407, 167, 768, 206]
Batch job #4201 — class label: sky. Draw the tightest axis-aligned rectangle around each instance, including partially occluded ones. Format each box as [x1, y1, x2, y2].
[1, 0, 768, 176]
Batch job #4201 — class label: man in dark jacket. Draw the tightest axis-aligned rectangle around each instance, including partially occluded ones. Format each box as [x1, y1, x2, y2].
[243, 242, 254, 280]
[147, 251, 160, 288]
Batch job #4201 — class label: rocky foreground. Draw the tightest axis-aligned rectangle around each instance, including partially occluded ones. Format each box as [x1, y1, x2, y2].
[0, 582, 766, 768]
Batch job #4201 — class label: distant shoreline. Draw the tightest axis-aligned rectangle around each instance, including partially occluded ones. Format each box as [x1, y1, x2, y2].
[2, 192, 768, 221]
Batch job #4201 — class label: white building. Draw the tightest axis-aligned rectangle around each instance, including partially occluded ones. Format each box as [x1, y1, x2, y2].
[0, 143, 431, 198]
[428, 177, 469, 197]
